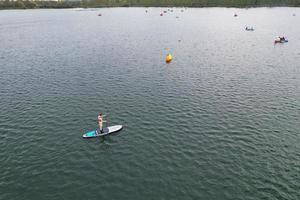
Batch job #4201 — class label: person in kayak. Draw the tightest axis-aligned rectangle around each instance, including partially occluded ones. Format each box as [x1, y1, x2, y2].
[97, 113, 106, 134]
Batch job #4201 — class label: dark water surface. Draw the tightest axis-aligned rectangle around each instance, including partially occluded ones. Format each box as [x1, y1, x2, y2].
[0, 7, 299, 200]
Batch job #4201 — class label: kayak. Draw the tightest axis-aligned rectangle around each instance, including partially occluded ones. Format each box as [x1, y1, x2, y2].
[274, 36, 288, 44]
[83, 125, 123, 138]
[275, 40, 288, 43]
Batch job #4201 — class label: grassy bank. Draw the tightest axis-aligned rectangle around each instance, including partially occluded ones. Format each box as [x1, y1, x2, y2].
[82, 0, 300, 8]
[0, 0, 80, 10]
[0, 0, 299, 10]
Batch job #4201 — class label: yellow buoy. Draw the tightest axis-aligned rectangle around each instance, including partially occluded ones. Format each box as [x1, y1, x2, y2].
[165, 54, 172, 63]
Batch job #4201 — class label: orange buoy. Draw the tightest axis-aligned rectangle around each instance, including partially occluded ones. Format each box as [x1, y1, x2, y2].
[165, 54, 172, 63]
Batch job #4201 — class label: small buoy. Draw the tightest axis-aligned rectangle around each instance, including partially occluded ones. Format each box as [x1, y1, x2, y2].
[234, 13, 238, 17]
[165, 54, 172, 63]
[160, 13, 163, 16]
[98, 13, 102, 16]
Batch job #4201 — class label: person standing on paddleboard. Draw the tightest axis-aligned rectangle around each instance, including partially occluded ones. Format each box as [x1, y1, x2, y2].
[97, 113, 106, 134]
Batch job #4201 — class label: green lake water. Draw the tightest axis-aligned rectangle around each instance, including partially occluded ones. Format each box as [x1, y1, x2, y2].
[0, 7, 299, 200]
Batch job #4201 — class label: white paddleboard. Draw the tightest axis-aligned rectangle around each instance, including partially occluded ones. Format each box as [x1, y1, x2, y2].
[83, 125, 123, 138]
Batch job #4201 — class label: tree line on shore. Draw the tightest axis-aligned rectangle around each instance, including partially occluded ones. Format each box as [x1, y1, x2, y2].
[0, 0, 80, 9]
[82, 0, 300, 7]
[0, 0, 299, 9]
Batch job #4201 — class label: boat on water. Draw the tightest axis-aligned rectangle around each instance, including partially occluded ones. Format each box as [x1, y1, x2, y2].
[274, 36, 288, 44]
[245, 27, 254, 31]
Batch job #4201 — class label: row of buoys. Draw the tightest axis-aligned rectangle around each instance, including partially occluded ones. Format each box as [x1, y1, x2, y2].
[158, 8, 184, 16]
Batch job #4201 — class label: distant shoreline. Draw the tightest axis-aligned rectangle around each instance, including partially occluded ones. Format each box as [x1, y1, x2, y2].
[1, 6, 300, 11]
[0, 1, 299, 10]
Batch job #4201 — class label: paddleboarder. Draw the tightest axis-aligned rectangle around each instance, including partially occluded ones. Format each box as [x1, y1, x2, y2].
[97, 113, 106, 134]
[83, 113, 123, 138]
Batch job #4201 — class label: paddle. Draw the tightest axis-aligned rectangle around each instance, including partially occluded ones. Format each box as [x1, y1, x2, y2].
[105, 114, 108, 128]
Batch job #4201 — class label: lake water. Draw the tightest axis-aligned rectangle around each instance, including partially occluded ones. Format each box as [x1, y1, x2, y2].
[0, 7, 299, 200]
